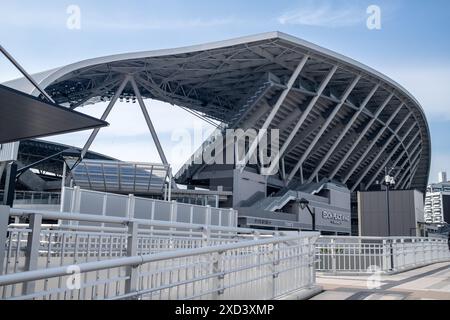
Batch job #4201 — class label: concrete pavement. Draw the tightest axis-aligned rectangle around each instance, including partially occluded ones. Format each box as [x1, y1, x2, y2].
[311, 262, 450, 300]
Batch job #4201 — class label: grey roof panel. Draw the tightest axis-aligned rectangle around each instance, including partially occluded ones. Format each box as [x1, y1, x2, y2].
[0, 84, 108, 144]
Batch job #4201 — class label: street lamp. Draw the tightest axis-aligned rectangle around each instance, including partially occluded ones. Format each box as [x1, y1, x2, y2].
[382, 167, 400, 237]
[299, 198, 316, 232]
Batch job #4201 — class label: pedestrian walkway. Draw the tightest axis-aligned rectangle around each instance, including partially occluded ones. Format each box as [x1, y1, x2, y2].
[311, 262, 450, 300]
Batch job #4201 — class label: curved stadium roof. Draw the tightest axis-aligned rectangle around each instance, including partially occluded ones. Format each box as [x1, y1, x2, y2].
[4, 31, 431, 194]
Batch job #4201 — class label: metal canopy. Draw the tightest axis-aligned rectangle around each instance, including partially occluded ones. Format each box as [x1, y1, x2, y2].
[2, 31, 431, 194]
[68, 159, 169, 194]
[0, 84, 108, 144]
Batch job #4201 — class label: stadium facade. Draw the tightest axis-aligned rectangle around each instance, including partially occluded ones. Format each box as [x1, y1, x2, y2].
[1, 32, 431, 235]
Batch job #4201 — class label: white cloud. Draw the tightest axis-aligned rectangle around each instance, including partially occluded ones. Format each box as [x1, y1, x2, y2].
[278, 1, 366, 27]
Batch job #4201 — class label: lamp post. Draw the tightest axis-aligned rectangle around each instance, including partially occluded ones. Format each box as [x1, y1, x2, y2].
[299, 198, 316, 232]
[380, 166, 400, 272]
[382, 168, 397, 237]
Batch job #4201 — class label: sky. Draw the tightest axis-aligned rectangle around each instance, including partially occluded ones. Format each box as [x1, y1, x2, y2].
[0, 0, 449, 183]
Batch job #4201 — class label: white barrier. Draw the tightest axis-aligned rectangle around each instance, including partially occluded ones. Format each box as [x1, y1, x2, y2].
[61, 187, 238, 228]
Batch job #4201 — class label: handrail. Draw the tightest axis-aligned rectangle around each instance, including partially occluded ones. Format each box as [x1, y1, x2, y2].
[318, 235, 448, 242]
[9, 208, 276, 236]
[0, 233, 319, 286]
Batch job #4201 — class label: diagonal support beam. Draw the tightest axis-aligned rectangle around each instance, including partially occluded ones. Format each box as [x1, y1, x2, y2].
[365, 122, 417, 190]
[405, 162, 420, 190]
[263, 64, 338, 176]
[81, 76, 130, 159]
[329, 92, 394, 180]
[392, 132, 421, 184]
[350, 113, 412, 192]
[70, 77, 123, 110]
[306, 83, 380, 184]
[397, 151, 421, 190]
[239, 54, 310, 172]
[286, 74, 361, 183]
[130, 78, 178, 190]
[394, 142, 422, 189]
[342, 102, 404, 184]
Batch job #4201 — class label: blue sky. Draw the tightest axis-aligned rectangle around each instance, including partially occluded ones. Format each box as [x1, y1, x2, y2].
[1, 0, 449, 183]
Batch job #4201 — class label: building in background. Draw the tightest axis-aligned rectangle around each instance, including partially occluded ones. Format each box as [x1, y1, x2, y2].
[424, 171, 450, 224]
[358, 189, 425, 237]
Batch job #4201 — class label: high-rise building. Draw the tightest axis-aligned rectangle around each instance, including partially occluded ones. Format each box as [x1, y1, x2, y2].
[425, 172, 450, 224]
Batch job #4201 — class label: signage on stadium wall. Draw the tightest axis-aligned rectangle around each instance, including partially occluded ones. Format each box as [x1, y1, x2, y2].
[321, 210, 350, 225]
[0, 142, 19, 162]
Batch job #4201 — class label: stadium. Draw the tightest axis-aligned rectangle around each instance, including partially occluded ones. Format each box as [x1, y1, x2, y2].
[1, 31, 431, 236]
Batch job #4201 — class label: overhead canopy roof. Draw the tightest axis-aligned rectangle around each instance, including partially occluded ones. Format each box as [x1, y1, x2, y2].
[2, 31, 431, 193]
[0, 84, 108, 144]
[67, 159, 169, 194]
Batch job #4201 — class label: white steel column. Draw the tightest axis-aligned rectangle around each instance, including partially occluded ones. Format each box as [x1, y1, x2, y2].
[307, 83, 379, 184]
[80, 76, 130, 159]
[286, 74, 361, 183]
[365, 122, 417, 190]
[350, 113, 412, 192]
[342, 102, 404, 183]
[130, 78, 178, 190]
[240, 54, 310, 172]
[265, 65, 338, 176]
[130, 77, 169, 166]
[329, 92, 394, 180]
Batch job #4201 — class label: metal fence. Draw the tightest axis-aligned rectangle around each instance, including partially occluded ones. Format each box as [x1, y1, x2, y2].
[1, 208, 272, 278]
[0, 207, 318, 300]
[316, 236, 450, 274]
[61, 187, 238, 228]
[0, 190, 61, 205]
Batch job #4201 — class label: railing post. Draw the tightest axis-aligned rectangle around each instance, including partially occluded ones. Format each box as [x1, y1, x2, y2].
[271, 242, 280, 298]
[205, 205, 211, 227]
[331, 238, 337, 275]
[202, 226, 210, 247]
[127, 194, 136, 219]
[69, 186, 81, 227]
[391, 239, 397, 272]
[211, 251, 225, 299]
[0, 206, 10, 276]
[170, 200, 178, 223]
[23, 213, 43, 296]
[228, 208, 234, 227]
[401, 239, 405, 270]
[125, 221, 139, 299]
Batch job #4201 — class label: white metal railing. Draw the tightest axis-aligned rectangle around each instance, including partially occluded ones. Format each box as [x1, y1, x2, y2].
[0, 207, 318, 300]
[316, 236, 450, 274]
[0, 190, 61, 205]
[61, 187, 238, 228]
[1, 208, 278, 278]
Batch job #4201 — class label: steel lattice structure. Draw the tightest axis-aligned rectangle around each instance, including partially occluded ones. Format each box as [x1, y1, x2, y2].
[4, 32, 431, 194]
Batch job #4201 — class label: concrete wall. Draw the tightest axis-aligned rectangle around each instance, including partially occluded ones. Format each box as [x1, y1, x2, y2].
[232, 169, 266, 207]
[358, 190, 424, 237]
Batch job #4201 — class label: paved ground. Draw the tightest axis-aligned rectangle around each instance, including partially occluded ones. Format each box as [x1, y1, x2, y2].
[311, 262, 450, 300]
